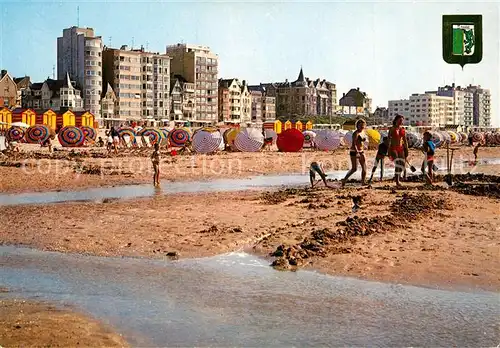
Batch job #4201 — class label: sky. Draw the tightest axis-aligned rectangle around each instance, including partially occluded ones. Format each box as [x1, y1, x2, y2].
[1, 0, 498, 126]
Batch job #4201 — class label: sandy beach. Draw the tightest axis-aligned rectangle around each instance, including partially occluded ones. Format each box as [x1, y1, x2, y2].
[2, 173, 499, 291]
[0, 298, 128, 347]
[1, 146, 499, 193]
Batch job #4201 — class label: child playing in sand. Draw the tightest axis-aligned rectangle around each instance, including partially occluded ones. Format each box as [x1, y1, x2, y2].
[106, 132, 113, 152]
[422, 131, 435, 185]
[97, 137, 104, 147]
[368, 136, 389, 183]
[151, 143, 161, 187]
[309, 161, 332, 188]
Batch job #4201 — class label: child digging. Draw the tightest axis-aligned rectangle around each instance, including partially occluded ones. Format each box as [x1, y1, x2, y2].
[309, 161, 333, 188]
[151, 142, 161, 187]
[422, 131, 435, 185]
[368, 136, 389, 183]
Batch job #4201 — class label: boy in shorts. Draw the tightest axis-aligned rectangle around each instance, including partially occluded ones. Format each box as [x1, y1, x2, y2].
[368, 136, 389, 183]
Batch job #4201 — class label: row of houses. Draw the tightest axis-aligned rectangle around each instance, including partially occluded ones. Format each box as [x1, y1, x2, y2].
[0, 108, 95, 130]
[1, 26, 374, 128]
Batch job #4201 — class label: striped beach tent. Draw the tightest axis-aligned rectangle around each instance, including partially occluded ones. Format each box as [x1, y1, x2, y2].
[471, 132, 483, 143]
[26, 125, 50, 144]
[430, 131, 443, 147]
[302, 130, 316, 148]
[276, 128, 304, 152]
[365, 129, 381, 149]
[234, 128, 264, 152]
[117, 126, 136, 142]
[7, 126, 25, 142]
[223, 128, 240, 151]
[58, 126, 85, 147]
[406, 132, 419, 148]
[314, 130, 341, 151]
[168, 128, 191, 147]
[80, 126, 97, 141]
[140, 127, 163, 145]
[192, 128, 222, 154]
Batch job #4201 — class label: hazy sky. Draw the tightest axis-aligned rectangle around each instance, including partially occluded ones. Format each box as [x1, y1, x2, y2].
[1, 0, 498, 125]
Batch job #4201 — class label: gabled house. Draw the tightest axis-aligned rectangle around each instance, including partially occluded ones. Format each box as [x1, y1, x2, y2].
[0, 70, 18, 108]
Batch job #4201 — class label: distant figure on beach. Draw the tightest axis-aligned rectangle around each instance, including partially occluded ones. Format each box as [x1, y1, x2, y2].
[341, 119, 367, 187]
[97, 137, 104, 147]
[473, 142, 481, 161]
[309, 161, 332, 188]
[110, 127, 119, 154]
[387, 114, 408, 187]
[422, 131, 435, 185]
[42, 136, 53, 153]
[151, 142, 161, 187]
[106, 131, 113, 152]
[368, 136, 389, 183]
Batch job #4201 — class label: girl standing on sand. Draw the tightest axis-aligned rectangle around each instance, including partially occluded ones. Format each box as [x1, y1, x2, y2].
[151, 143, 161, 187]
[387, 114, 408, 187]
[341, 119, 367, 187]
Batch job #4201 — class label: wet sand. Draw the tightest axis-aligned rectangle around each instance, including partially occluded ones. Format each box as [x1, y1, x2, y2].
[1, 146, 499, 193]
[1, 178, 499, 291]
[0, 298, 128, 347]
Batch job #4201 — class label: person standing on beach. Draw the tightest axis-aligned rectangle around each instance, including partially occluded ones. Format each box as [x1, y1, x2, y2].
[341, 119, 367, 187]
[110, 127, 119, 154]
[368, 136, 389, 183]
[473, 142, 481, 161]
[151, 142, 161, 187]
[387, 115, 408, 187]
[421, 131, 435, 185]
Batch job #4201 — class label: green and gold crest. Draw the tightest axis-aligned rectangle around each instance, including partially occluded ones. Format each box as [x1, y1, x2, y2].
[443, 15, 482, 68]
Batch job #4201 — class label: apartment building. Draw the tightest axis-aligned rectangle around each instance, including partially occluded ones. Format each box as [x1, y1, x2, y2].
[388, 99, 410, 119]
[102, 45, 171, 121]
[389, 94, 454, 127]
[167, 44, 218, 125]
[425, 84, 474, 126]
[466, 85, 491, 127]
[57, 26, 103, 118]
[248, 84, 276, 126]
[170, 75, 195, 121]
[218, 78, 242, 124]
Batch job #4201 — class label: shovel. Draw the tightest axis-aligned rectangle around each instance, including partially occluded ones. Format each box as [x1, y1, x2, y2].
[406, 159, 417, 173]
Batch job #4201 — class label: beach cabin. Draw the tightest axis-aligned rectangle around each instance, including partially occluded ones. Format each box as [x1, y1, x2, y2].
[0, 107, 12, 130]
[11, 108, 36, 126]
[294, 121, 303, 131]
[57, 110, 76, 127]
[305, 121, 313, 130]
[263, 120, 282, 134]
[74, 111, 95, 127]
[284, 120, 292, 131]
[41, 109, 57, 130]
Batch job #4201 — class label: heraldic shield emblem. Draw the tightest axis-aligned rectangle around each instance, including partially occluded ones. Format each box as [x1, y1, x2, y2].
[443, 15, 482, 68]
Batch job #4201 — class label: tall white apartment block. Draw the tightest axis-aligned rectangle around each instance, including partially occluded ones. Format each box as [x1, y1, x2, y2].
[57, 26, 103, 119]
[466, 85, 491, 127]
[388, 99, 410, 119]
[425, 84, 474, 126]
[389, 94, 454, 127]
[102, 45, 171, 121]
[166, 44, 218, 124]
